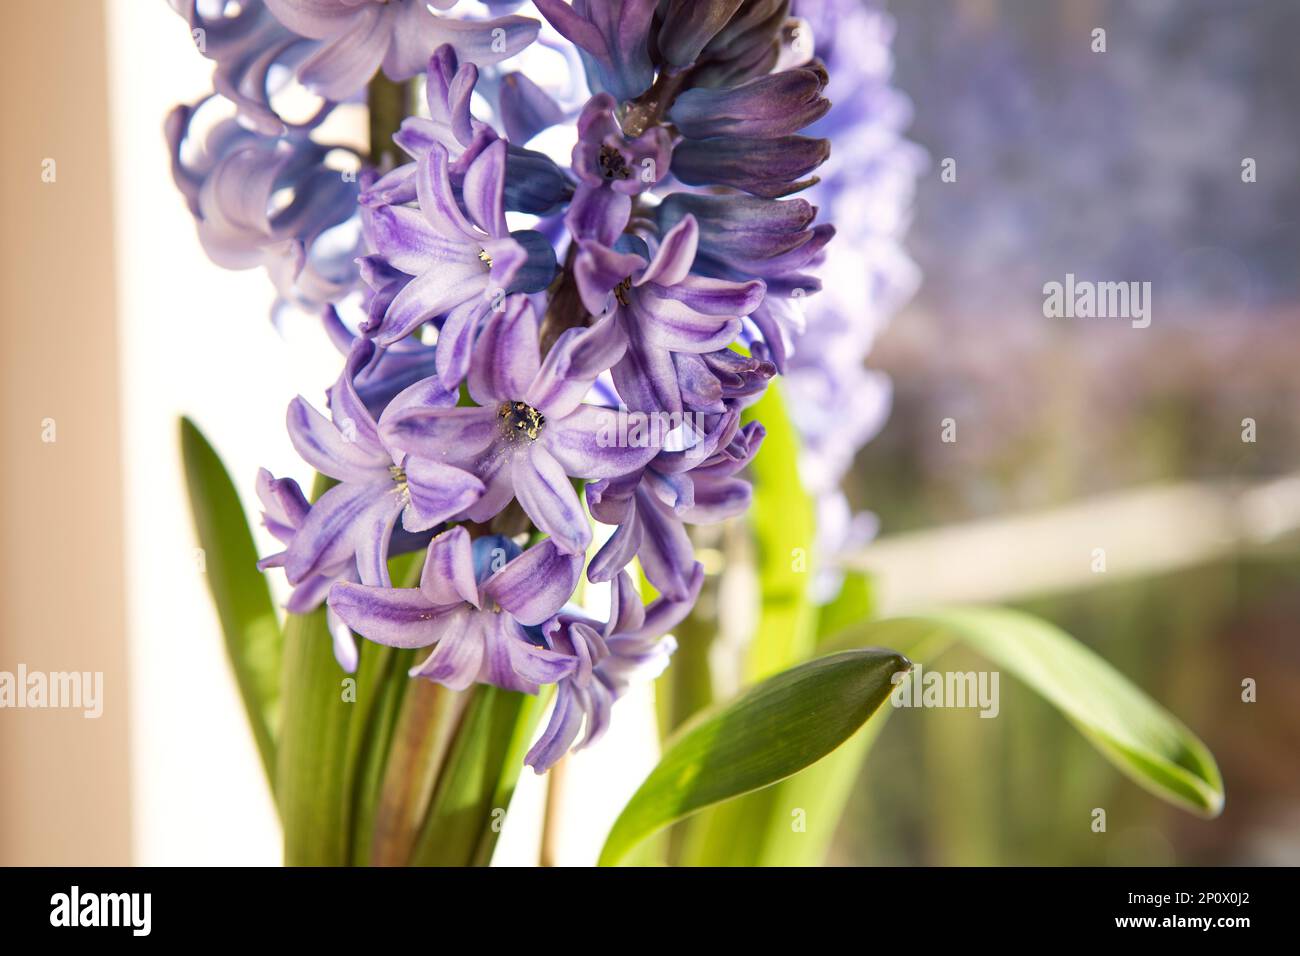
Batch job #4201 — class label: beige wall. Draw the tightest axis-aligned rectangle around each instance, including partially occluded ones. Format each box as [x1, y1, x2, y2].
[0, 0, 132, 864]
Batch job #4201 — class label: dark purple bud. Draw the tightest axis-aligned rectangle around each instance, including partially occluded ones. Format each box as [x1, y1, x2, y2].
[656, 0, 745, 68]
[505, 230, 559, 294]
[668, 63, 830, 139]
[504, 146, 574, 216]
[671, 135, 829, 197]
[533, 0, 658, 102]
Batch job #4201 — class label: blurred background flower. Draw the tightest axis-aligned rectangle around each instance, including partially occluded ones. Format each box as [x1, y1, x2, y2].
[838, 0, 1300, 865]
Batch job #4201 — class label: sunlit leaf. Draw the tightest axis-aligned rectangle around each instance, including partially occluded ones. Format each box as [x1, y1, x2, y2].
[600, 648, 910, 866]
[839, 608, 1226, 817]
[179, 416, 281, 787]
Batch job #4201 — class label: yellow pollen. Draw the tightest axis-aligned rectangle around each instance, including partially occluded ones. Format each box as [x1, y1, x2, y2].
[498, 401, 545, 441]
[614, 276, 633, 306]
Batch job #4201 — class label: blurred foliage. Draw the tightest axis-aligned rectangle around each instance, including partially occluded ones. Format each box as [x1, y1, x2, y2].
[833, 553, 1300, 864]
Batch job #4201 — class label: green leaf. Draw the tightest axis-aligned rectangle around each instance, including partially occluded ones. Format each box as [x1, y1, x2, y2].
[742, 383, 818, 681]
[179, 416, 281, 787]
[839, 608, 1226, 818]
[816, 571, 876, 643]
[276, 605, 356, 864]
[680, 571, 883, 866]
[409, 685, 548, 866]
[599, 647, 911, 867]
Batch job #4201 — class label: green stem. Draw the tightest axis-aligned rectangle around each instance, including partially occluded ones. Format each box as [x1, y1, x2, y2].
[368, 73, 408, 168]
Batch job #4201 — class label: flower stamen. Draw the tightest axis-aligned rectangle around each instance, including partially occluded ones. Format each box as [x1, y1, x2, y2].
[498, 401, 545, 441]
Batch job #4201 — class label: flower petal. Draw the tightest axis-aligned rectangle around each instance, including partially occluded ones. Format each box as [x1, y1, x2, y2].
[292, 5, 388, 101]
[401, 457, 485, 531]
[366, 204, 479, 276]
[467, 295, 540, 405]
[284, 480, 381, 584]
[378, 261, 486, 346]
[573, 240, 645, 316]
[484, 537, 583, 626]
[512, 445, 591, 556]
[408, 610, 485, 689]
[354, 493, 406, 587]
[382, 404, 499, 464]
[526, 312, 627, 419]
[543, 405, 660, 479]
[327, 580, 451, 649]
[461, 138, 508, 237]
[418, 525, 480, 608]
[433, 295, 491, 387]
[633, 289, 744, 352]
[287, 397, 387, 483]
[637, 214, 698, 289]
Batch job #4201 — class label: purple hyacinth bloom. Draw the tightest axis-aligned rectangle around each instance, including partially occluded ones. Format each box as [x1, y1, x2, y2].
[363, 48, 573, 218]
[328, 527, 578, 692]
[382, 295, 658, 556]
[586, 413, 764, 599]
[168, 0, 318, 135]
[166, 101, 363, 317]
[573, 215, 766, 414]
[685, 0, 791, 89]
[391, 46, 495, 173]
[566, 91, 673, 244]
[320, 305, 440, 420]
[283, 340, 485, 590]
[525, 564, 702, 772]
[532, 0, 657, 103]
[263, 0, 540, 101]
[668, 62, 830, 139]
[671, 134, 829, 198]
[654, 0, 748, 70]
[365, 139, 557, 382]
[255, 468, 361, 672]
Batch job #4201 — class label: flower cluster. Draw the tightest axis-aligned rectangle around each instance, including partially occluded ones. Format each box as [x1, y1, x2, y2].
[168, 0, 839, 771]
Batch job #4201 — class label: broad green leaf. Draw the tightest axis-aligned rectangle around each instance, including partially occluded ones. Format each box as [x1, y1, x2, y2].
[815, 571, 877, 643]
[409, 685, 548, 866]
[838, 608, 1226, 817]
[681, 571, 882, 866]
[742, 383, 818, 681]
[179, 416, 281, 786]
[276, 605, 355, 865]
[600, 647, 910, 866]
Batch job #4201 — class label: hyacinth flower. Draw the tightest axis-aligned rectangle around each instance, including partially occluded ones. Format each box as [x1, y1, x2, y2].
[365, 140, 557, 382]
[566, 91, 673, 244]
[586, 409, 766, 600]
[169, 0, 1224, 869]
[168, 0, 318, 136]
[573, 215, 766, 414]
[329, 527, 577, 691]
[532, 0, 657, 102]
[264, 0, 540, 100]
[281, 339, 485, 588]
[526, 565, 703, 771]
[382, 296, 657, 555]
[255, 468, 362, 672]
[166, 100, 363, 318]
